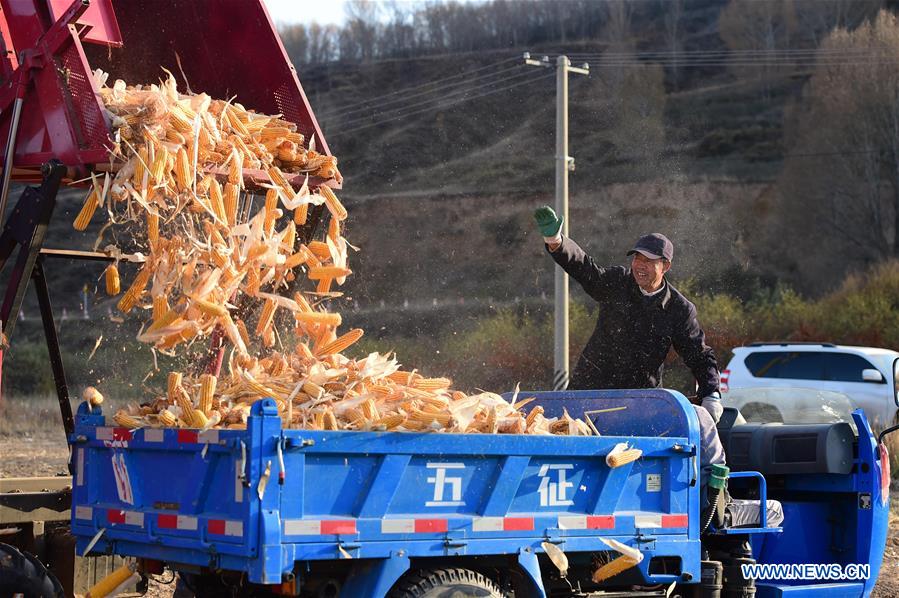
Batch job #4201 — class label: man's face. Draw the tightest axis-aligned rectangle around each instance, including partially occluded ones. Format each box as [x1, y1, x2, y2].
[631, 252, 670, 292]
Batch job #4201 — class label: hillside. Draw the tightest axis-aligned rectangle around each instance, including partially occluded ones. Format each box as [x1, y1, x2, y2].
[4, 0, 893, 397]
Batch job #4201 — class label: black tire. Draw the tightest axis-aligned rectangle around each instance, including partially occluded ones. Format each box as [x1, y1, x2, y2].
[389, 568, 506, 598]
[0, 542, 65, 598]
[740, 402, 783, 424]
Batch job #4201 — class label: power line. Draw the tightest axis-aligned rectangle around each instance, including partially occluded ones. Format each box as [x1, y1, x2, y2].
[321, 63, 528, 121]
[329, 67, 541, 130]
[316, 56, 520, 118]
[328, 72, 554, 139]
[572, 47, 878, 58]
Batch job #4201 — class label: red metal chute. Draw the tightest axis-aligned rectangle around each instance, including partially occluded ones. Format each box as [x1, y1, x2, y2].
[0, 0, 330, 182]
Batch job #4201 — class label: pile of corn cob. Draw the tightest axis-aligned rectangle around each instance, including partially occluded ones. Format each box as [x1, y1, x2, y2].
[78, 71, 593, 436]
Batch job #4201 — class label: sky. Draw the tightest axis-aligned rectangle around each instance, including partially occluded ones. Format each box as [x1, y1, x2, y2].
[263, 0, 352, 26]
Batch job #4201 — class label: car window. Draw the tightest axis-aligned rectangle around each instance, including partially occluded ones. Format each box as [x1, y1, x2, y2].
[744, 351, 825, 380]
[824, 353, 880, 382]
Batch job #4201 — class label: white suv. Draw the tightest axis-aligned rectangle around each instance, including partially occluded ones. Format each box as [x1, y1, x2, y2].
[721, 343, 899, 427]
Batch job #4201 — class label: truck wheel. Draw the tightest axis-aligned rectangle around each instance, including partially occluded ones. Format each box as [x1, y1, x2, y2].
[389, 568, 506, 597]
[0, 542, 65, 598]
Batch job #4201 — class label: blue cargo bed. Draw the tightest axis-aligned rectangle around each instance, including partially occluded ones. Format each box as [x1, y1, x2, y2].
[70, 390, 702, 589]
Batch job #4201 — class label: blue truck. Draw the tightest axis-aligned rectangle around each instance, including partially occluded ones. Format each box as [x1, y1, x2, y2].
[68, 388, 893, 597]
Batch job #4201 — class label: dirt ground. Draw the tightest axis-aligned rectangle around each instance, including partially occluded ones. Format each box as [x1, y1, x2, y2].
[2, 434, 898, 597]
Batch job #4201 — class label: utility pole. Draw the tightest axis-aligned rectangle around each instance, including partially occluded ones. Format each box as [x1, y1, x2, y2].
[524, 53, 589, 391]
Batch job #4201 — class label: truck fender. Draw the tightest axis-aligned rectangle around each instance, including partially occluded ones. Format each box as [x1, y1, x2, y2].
[339, 552, 410, 598]
[516, 549, 548, 598]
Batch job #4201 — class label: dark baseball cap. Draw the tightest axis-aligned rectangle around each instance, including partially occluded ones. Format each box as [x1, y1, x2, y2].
[627, 233, 673, 261]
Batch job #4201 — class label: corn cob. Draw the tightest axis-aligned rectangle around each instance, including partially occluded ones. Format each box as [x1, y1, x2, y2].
[284, 248, 312, 269]
[175, 146, 192, 190]
[116, 266, 152, 313]
[267, 166, 293, 197]
[223, 183, 239, 226]
[308, 266, 351, 280]
[209, 179, 227, 223]
[255, 299, 277, 336]
[147, 212, 159, 246]
[83, 386, 104, 406]
[114, 410, 144, 429]
[526, 406, 544, 427]
[228, 148, 243, 187]
[361, 399, 380, 421]
[376, 414, 406, 430]
[157, 323, 200, 350]
[245, 377, 281, 401]
[593, 556, 640, 583]
[158, 409, 179, 427]
[295, 311, 341, 327]
[166, 372, 183, 403]
[150, 146, 168, 183]
[322, 409, 338, 430]
[319, 186, 347, 221]
[264, 187, 279, 230]
[307, 241, 331, 260]
[260, 126, 290, 140]
[316, 328, 363, 356]
[166, 128, 186, 145]
[174, 387, 196, 426]
[606, 447, 643, 469]
[388, 371, 418, 386]
[236, 318, 251, 349]
[315, 278, 333, 294]
[293, 203, 308, 226]
[225, 105, 249, 136]
[413, 377, 452, 391]
[104, 264, 120, 296]
[328, 217, 340, 242]
[169, 105, 194, 134]
[192, 409, 209, 428]
[133, 145, 149, 187]
[73, 188, 99, 231]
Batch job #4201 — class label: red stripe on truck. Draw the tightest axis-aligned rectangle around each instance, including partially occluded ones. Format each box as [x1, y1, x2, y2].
[414, 519, 448, 533]
[320, 520, 357, 535]
[503, 517, 534, 531]
[662, 514, 688, 528]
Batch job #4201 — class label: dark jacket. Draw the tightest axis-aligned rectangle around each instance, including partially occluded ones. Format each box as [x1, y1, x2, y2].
[548, 236, 719, 396]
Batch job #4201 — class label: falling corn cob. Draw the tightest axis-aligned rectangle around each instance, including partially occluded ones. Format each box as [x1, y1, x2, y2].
[255, 299, 277, 336]
[104, 264, 120, 296]
[319, 185, 347, 221]
[167, 372, 183, 403]
[116, 266, 152, 313]
[308, 266, 351, 280]
[295, 311, 342, 327]
[83, 386, 104, 406]
[152, 295, 169, 321]
[73, 188, 99, 231]
[593, 556, 640, 582]
[198, 374, 216, 415]
[147, 212, 159, 246]
[316, 328, 363, 356]
[294, 203, 309, 226]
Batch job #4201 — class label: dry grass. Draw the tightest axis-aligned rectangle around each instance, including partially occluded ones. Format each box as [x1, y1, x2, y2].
[0, 394, 66, 437]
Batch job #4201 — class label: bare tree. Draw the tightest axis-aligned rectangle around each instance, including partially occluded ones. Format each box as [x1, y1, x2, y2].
[719, 0, 797, 98]
[774, 11, 899, 289]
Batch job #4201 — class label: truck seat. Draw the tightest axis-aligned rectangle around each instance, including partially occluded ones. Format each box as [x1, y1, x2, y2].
[725, 498, 785, 528]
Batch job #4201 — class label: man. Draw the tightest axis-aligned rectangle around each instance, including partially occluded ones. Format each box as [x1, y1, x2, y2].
[534, 205, 723, 422]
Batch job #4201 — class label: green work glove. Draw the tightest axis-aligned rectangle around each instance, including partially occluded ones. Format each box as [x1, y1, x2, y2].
[534, 205, 563, 238]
